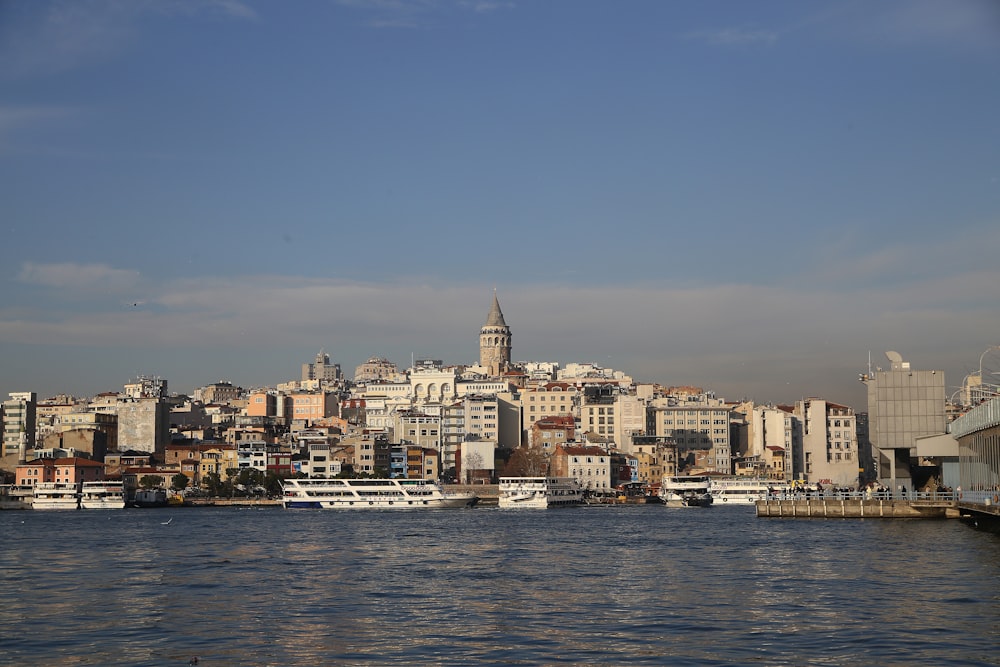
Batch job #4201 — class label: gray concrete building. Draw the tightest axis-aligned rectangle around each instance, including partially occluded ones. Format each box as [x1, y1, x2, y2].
[861, 351, 947, 490]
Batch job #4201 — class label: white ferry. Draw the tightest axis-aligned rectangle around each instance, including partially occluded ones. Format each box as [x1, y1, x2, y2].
[31, 482, 81, 510]
[497, 477, 584, 509]
[80, 481, 127, 510]
[709, 478, 789, 505]
[659, 476, 713, 507]
[281, 478, 478, 509]
[0, 484, 34, 510]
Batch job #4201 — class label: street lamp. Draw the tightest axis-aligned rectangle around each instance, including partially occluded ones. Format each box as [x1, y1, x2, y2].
[964, 345, 1000, 406]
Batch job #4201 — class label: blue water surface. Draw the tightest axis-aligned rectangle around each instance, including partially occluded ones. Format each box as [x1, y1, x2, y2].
[1, 505, 997, 666]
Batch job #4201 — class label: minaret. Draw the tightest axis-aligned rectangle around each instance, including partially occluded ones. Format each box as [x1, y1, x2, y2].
[479, 290, 512, 377]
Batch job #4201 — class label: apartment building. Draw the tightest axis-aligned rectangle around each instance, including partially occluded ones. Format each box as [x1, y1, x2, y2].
[647, 394, 732, 474]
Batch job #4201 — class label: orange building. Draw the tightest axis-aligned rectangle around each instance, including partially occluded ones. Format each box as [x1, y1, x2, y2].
[16, 457, 105, 486]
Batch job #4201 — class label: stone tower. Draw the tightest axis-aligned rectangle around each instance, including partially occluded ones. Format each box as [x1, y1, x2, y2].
[479, 290, 512, 377]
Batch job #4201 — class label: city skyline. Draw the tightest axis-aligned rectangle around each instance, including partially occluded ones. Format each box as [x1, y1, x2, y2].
[2, 1, 999, 409]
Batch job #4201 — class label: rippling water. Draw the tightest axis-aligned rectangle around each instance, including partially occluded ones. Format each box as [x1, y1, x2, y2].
[1, 505, 998, 666]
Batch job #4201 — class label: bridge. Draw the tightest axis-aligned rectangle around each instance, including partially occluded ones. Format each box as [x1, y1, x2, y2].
[949, 396, 1000, 531]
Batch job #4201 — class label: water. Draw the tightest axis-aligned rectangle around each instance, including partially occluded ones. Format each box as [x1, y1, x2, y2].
[1, 505, 998, 666]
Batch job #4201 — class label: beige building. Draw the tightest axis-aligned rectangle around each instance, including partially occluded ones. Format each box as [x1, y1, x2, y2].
[117, 397, 170, 459]
[550, 444, 611, 491]
[354, 357, 401, 383]
[647, 394, 732, 475]
[795, 398, 859, 488]
[522, 382, 580, 445]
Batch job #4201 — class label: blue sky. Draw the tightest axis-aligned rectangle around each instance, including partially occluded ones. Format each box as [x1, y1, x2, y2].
[1, 0, 999, 409]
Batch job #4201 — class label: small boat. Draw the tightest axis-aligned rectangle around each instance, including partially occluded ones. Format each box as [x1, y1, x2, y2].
[498, 477, 584, 509]
[80, 481, 127, 510]
[133, 488, 169, 508]
[31, 482, 81, 510]
[281, 478, 478, 509]
[659, 476, 713, 507]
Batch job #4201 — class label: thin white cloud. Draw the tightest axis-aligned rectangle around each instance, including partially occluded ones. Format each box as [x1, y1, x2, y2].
[457, 1, 514, 13]
[0, 0, 257, 80]
[685, 26, 778, 47]
[336, 0, 512, 28]
[855, 0, 1000, 51]
[18, 261, 141, 292]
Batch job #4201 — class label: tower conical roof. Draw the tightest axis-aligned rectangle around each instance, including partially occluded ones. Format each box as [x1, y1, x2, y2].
[485, 291, 507, 328]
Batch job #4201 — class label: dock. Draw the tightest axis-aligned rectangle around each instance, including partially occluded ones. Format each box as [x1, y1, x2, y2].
[755, 497, 959, 519]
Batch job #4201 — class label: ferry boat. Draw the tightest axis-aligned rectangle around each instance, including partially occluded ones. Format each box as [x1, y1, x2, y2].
[497, 477, 584, 509]
[709, 478, 789, 505]
[31, 482, 81, 510]
[659, 475, 713, 507]
[0, 484, 34, 510]
[281, 478, 479, 509]
[80, 481, 127, 510]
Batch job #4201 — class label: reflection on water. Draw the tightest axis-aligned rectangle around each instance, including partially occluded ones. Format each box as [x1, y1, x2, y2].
[1, 506, 998, 666]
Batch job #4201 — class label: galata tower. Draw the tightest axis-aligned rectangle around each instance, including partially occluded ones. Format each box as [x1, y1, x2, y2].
[479, 290, 511, 377]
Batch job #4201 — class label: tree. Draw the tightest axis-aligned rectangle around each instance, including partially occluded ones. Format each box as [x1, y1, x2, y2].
[464, 452, 484, 484]
[139, 474, 164, 489]
[501, 446, 548, 477]
[204, 472, 224, 497]
[171, 473, 190, 492]
[264, 471, 284, 497]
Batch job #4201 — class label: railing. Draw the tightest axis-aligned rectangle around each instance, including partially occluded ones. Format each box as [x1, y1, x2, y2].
[761, 490, 957, 502]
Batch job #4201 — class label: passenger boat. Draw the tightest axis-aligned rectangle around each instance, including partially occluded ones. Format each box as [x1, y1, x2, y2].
[709, 478, 789, 505]
[497, 477, 584, 509]
[0, 484, 34, 510]
[31, 482, 81, 510]
[659, 475, 713, 507]
[80, 481, 127, 509]
[281, 478, 478, 509]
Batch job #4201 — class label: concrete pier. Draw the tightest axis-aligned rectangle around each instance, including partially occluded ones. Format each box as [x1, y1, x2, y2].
[756, 498, 960, 519]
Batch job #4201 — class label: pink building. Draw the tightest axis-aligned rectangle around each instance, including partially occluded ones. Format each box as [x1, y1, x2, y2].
[16, 457, 105, 486]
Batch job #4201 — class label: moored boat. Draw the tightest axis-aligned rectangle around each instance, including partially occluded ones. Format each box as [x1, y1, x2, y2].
[133, 488, 169, 508]
[498, 477, 584, 509]
[659, 475, 713, 507]
[0, 484, 35, 510]
[80, 481, 126, 510]
[31, 482, 80, 510]
[281, 478, 478, 509]
[709, 478, 789, 505]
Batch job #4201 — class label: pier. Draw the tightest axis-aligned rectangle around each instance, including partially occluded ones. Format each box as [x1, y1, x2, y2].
[756, 492, 962, 519]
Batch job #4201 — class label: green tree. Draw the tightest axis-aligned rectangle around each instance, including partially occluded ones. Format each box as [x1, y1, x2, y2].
[171, 473, 190, 492]
[139, 474, 164, 489]
[204, 472, 224, 497]
[264, 471, 284, 497]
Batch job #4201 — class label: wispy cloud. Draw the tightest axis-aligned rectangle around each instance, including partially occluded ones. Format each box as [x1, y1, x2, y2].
[0, 0, 257, 80]
[684, 26, 778, 47]
[336, 0, 512, 28]
[457, 1, 514, 13]
[4, 256, 998, 406]
[18, 262, 141, 292]
[853, 0, 1000, 51]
